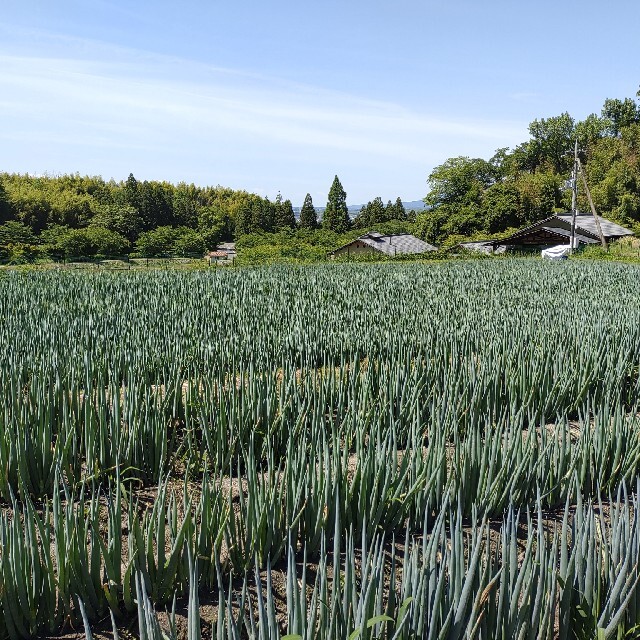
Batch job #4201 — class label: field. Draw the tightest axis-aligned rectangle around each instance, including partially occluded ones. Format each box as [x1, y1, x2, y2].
[2, 260, 640, 639]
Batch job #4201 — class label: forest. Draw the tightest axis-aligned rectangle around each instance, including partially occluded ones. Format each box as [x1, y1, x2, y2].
[0, 90, 639, 262]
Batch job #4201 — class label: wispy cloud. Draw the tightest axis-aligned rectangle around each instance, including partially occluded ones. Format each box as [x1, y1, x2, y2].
[0, 34, 529, 200]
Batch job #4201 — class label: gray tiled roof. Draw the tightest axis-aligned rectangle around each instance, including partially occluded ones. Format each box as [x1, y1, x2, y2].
[555, 214, 633, 238]
[359, 233, 437, 255]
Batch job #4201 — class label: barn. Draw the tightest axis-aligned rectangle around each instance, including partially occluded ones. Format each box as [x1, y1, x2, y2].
[491, 213, 633, 251]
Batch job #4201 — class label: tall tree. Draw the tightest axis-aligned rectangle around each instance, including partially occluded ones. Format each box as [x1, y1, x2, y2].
[273, 192, 296, 228]
[280, 199, 296, 228]
[299, 193, 317, 229]
[393, 197, 407, 221]
[323, 175, 350, 233]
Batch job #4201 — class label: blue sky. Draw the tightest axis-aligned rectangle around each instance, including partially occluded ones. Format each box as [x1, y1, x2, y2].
[1, 1, 638, 205]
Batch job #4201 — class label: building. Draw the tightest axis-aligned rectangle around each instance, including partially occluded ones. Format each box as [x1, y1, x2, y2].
[331, 232, 437, 258]
[205, 242, 236, 264]
[490, 213, 633, 251]
[456, 241, 506, 255]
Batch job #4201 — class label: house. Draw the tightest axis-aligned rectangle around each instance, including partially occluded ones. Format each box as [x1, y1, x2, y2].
[490, 213, 633, 251]
[330, 232, 437, 258]
[205, 242, 236, 264]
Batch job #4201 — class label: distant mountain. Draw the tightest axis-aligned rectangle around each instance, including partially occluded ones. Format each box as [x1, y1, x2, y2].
[293, 200, 426, 216]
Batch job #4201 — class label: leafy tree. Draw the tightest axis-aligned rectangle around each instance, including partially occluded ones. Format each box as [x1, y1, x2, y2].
[0, 221, 36, 246]
[90, 204, 144, 241]
[526, 112, 575, 173]
[173, 228, 206, 256]
[516, 172, 561, 223]
[323, 175, 350, 233]
[197, 205, 227, 248]
[602, 98, 640, 136]
[575, 113, 608, 150]
[299, 193, 317, 229]
[425, 157, 496, 208]
[482, 182, 522, 232]
[84, 227, 130, 256]
[135, 226, 178, 257]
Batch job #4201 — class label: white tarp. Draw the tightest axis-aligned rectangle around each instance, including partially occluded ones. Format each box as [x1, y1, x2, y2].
[541, 244, 572, 260]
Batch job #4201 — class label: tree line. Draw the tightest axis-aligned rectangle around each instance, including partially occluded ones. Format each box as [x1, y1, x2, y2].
[417, 90, 640, 245]
[0, 170, 412, 261]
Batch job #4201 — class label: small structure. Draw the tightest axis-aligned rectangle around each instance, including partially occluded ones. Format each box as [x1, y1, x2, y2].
[205, 242, 236, 264]
[330, 232, 437, 258]
[456, 241, 506, 255]
[490, 213, 633, 251]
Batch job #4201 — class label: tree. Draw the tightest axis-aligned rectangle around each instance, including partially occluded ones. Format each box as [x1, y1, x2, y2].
[425, 157, 496, 208]
[173, 228, 206, 256]
[0, 179, 10, 224]
[273, 192, 296, 228]
[83, 227, 130, 256]
[481, 181, 522, 232]
[123, 173, 141, 212]
[526, 113, 575, 173]
[90, 204, 144, 241]
[0, 221, 36, 246]
[299, 193, 317, 229]
[197, 205, 227, 248]
[368, 197, 386, 225]
[393, 197, 407, 221]
[602, 98, 640, 136]
[323, 175, 350, 233]
[135, 226, 178, 257]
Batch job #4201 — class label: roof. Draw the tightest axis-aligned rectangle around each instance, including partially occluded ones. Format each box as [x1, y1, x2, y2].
[555, 214, 633, 238]
[493, 213, 633, 247]
[353, 232, 437, 255]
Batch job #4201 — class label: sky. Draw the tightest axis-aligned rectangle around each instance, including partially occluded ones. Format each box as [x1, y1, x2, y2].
[0, 1, 638, 206]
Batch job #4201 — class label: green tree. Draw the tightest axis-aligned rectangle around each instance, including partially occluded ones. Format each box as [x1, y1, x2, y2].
[197, 205, 227, 248]
[602, 97, 640, 136]
[84, 227, 130, 256]
[90, 204, 144, 241]
[135, 226, 178, 257]
[393, 197, 407, 221]
[425, 157, 496, 209]
[0, 221, 36, 246]
[481, 181, 522, 232]
[526, 112, 575, 173]
[299, 193, 317, 229]
[0, 179, 10, 224]
[323, 175, 350, 233]
[173, 228, 206, 256]
[368, 197, 386, 225]
[273, 192, 296, 228]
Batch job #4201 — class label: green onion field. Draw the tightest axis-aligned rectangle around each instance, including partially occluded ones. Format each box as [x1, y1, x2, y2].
[2, 260, 640, 639]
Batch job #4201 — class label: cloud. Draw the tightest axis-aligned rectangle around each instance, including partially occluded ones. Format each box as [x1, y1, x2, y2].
[0, 34, 529, 200]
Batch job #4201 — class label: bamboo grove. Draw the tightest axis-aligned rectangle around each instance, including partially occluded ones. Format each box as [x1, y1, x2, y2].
[2, 260, 640, 638]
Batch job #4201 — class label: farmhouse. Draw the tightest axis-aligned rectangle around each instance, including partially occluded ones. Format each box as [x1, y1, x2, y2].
[490, 213, 633, 251]
[331, 232, 437, 258]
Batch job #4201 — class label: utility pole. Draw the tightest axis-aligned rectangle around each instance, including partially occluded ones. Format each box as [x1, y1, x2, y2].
[570, 139, 579, 254]
[577, 158, 607, 249]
